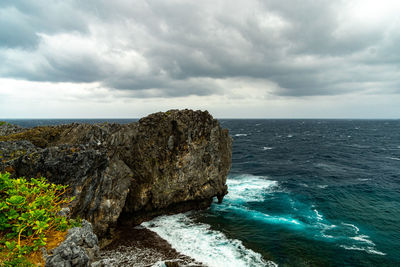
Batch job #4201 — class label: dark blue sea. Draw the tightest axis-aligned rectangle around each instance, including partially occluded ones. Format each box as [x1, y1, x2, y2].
[4, 119, 400, 266]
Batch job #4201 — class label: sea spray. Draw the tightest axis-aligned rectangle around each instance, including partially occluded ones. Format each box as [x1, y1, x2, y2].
[142, 213, 277, 267]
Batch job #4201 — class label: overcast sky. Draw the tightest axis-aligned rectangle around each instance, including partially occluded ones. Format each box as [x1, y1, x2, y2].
[1, 0, 399, 118]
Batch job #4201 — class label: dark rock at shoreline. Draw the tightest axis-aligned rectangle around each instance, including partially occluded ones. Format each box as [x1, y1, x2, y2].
[92, 225, 204, 266]
[0, 110, 232, 237]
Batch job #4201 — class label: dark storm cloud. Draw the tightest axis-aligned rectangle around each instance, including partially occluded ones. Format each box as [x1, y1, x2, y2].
[0, 0, 399, 97]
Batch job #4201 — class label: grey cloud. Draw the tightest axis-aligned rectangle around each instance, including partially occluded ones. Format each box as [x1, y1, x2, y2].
[105, 74, 223, 98]
[260, 0, 383, 56]
[0, 0, 399, 98]
[0, 7, 38, 48]
[0, 47, 107, 83]
[0, 0, 89, 48]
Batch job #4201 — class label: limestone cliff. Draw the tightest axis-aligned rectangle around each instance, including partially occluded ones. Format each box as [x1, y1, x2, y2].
[0, 110, 232, 236]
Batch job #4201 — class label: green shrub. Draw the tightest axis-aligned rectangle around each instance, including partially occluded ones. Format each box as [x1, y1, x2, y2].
[0, 172, 80, 266]
[0, 121, 12, 127]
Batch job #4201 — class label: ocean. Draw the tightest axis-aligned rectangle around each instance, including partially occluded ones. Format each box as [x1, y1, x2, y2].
[4, 119, 400, 266]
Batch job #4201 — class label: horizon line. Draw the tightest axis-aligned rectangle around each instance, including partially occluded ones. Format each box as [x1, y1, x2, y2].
[1, 117, 399, 120]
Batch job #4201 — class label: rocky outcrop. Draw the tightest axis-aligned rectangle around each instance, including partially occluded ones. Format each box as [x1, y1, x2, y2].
[45, 220, 99, 267]
[0, 121, 23, 136]
[0, 110, 232, 237]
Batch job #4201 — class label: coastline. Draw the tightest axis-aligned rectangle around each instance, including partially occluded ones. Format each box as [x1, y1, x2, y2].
[0, 111, 232, 266]
[95, 225, 204, 266]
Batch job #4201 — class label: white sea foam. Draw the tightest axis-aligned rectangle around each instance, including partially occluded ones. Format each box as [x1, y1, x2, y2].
[366, 248, 387, 256]
[225, 174, 278, 202]
[216, 175, 304, 230]
[316, 221, 386, 256]
[350, 235, 375, 246]
[340, 245, 386, 256]
[234, 133, 248, 137]
[317, 185, 328, 189]
[348, 144, 370, 149]
[225, 176, 387, 259]
[320, 224, 337, 239]
[387, 156, 400, 161]
[142, 213, 277, 267]
[314, 209, 323, 221]
[341, 223, 360, 234]
[215, 204, 303, 228]
[336, 223, 387, 255]
[224, 175, 384, 258]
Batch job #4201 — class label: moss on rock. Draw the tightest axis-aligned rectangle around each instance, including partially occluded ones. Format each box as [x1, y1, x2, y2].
[0, 126, 67, 148]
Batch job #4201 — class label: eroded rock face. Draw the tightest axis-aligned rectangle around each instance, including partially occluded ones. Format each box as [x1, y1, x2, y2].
[120, 111, 231, 222]
[0, 110, 232, 236]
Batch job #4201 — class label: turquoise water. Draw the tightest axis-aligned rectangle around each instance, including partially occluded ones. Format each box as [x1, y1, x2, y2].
[194, 120, 400, 266]
[6, 119, 400, 266]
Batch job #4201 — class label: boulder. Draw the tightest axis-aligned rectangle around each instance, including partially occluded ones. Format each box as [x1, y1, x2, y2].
[0, 110, 232, 236]
[45, 220, 99, 267]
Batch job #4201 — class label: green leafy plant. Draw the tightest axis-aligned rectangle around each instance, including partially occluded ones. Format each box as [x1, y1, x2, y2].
[0, 172, 80, 266]
[0, 121, 11, 127]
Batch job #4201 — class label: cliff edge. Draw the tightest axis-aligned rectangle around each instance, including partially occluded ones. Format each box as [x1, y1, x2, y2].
[0, 110, 232, 237]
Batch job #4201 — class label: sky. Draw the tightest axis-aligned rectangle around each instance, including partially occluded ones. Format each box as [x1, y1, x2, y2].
[0, 0, 399, 118]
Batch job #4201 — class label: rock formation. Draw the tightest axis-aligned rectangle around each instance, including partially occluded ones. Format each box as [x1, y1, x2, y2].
[0, 110, 232, 237]
[45, 220, 99, 267]
[0, 121, 24, 136]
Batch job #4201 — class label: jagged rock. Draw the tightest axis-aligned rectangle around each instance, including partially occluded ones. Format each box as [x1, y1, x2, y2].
[0, 124, 70, 148]
[0, 110, 232, 236]
[119, 110, 232, 223]
[0, 140, 39, 166]
[0, 121, 24, 136]
[45, 220, 99, 267]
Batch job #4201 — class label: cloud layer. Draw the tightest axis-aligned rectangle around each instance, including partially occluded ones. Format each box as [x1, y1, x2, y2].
[1, 0, 400, 117]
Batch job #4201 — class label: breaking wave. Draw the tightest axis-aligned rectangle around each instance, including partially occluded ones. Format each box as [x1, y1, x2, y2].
[142, 213, 277, 267]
